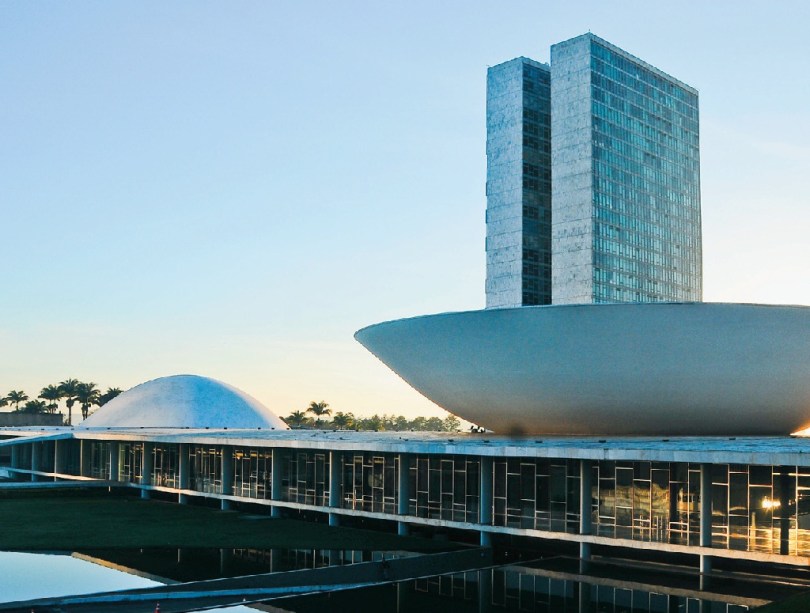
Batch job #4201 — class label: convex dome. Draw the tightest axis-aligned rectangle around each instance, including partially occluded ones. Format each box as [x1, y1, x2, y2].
[82, 374, 289, 429]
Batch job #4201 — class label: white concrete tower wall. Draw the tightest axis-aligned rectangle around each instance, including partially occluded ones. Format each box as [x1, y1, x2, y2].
[485, 58, 527, 308]
[549, 36, 595, 304]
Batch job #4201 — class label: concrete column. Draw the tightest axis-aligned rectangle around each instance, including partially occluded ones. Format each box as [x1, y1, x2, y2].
[479, 456, 493, 547]
[79, 441, 92, 478]
[10, 445, 19, 470]
[178, 443, 190, 504]
[579, 459, 593, 573]
[271, 449, 283, 518]
[328, 451, 342, 527]
[699, 463, 712, 578]
[141, 442, 154, 499]
[780, 467, 792, 556]
[397, 453, 411, 536]
[31, 443, 42, 482]
[221, 446, 234, 510]
[109, 442, 120, 482]
[53, 440, 66, 476]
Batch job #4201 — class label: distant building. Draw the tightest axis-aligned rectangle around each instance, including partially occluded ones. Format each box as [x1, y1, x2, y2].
[0, 412, 62, 428]
[485, 33, 702, 307]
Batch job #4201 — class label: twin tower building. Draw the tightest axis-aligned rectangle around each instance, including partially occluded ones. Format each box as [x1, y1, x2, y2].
[485, 33, 703, 308]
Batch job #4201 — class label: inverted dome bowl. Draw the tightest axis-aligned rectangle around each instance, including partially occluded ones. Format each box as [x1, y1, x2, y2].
[355, 303, 810, 436]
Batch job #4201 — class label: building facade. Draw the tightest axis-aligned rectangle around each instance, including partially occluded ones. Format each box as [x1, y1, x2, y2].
[3, 429, 810, 579]
[551, 34, 702, 304]
[485, 33, 702, 306]
[485, 58, 552, 308]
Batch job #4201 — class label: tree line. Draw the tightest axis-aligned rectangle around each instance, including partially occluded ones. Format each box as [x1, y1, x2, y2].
[0, 380, 122, 425]
[284, 401, 462, 432]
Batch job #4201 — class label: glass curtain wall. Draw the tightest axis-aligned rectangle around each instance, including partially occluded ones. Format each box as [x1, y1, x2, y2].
[341, 452, 399, 514]
[409, 454, 480, 522]
[152, 444, 179, 488]
[592, 461, 700, 544]
[493, 458, 580, 533]
[589, 37, 702, 303]
[89, 441, 111, 479]
[232, 447, 272, 499]
[118, 443, 144, 484]
[62, 440, 81, 475]
[283, 451, 329, 506]
[190, 446, 222, 494]
[71, 440, 810, 558]
[710, 463, 808, 556]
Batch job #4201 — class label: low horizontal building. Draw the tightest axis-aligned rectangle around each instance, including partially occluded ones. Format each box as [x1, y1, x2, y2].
[2, 429, 810, 574]
[3, 374, 810, 584]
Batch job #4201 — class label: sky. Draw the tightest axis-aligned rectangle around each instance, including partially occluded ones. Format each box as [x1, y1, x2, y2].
[1, 1, 808, 422]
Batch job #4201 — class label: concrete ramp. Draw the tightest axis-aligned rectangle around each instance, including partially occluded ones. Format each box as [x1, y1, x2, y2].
[0, 547, 493, 613]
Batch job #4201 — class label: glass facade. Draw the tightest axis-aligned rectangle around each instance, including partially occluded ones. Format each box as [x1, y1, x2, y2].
[190, 446, 223, 494]
[519, 62, 552, 306]
[76, 439, 810, 562]
[493, 458, 579, 532]
[89, 441, 111, 479]
[232, 447, 273, 499]
[409, 454, 480, 522]
[593, 461, 701, 545]
[119, 442, 145, 484]
[342, 452, 399, 514]
[590, 38, 702, 303]
[152, 444, 179, 488]
[283, 450, 330, 506]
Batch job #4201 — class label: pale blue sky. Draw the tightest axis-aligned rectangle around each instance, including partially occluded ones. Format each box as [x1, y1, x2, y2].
[1, 1, 808, 420]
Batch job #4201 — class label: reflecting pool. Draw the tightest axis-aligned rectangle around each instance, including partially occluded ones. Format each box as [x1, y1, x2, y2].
[0, 548, 800, 612]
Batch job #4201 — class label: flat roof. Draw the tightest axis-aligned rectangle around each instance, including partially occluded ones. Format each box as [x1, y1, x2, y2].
[552, 32, 698, 96]
[4, 428, 810, 467]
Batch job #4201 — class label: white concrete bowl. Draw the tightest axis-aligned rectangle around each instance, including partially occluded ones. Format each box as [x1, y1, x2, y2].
[355, 303, 810, 435]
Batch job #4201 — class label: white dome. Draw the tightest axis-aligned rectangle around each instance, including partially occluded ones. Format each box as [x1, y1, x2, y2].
[83, 375, 289, 429]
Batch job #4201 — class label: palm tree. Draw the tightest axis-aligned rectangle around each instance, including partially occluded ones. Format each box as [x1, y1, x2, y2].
[75, 382, 101, 421]
[307, 401, 331, 426]
[98, 387, 123, 406]
[0, 397, 7, 410]
[39, 384, 63, 414]
[331, 412, 355, 429]
[58, 379, 80, 425]
[5, 390, 28, 411]
[284, 410, 310, 428]
[21, 399, 48, 414]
